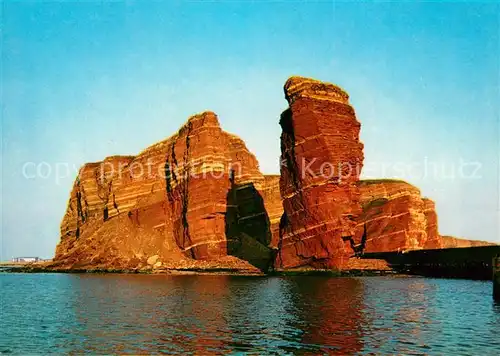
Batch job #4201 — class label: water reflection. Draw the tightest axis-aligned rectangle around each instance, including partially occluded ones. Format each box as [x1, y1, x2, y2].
[286, 277, 365, 354]
[1, 274, 500, 354]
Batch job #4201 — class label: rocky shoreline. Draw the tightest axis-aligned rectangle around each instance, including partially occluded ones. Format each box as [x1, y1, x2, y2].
[5, 265, 399, 278]
[4, 257, 399, 277]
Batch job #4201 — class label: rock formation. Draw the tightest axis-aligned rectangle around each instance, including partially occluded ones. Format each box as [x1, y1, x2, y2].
[53, 75, 495, 273]
[353, 180, 442, 252]
[54, 111, 274, 272]
[351, 180, 496, 253]
[276, 76, 364, 270]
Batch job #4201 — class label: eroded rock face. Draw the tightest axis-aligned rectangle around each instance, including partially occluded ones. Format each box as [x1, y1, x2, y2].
[353, 180, 442, 253]
[441, 236, 497, 248]
[53, 75, 492, 273]
[422, 198, 442, 249]
[54, 111, 273, 271]
[276, 76, 365, 270]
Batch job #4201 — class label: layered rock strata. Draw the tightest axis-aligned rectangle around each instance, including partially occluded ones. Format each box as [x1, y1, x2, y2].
[352, 180, 496, 253]
[353, 180, 442, 253]
[53, 75, 495, 273]
[276, 76, 364, 270]
[54, 111, 273, 271]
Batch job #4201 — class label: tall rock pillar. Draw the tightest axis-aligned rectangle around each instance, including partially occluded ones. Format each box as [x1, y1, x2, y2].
[277, 76, 364, 270]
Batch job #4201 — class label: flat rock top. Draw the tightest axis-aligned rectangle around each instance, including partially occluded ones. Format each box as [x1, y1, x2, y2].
[284, 76, 349, 104]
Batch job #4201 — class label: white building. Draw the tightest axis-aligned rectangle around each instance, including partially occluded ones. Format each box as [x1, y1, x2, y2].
[12, 257, 40, 263]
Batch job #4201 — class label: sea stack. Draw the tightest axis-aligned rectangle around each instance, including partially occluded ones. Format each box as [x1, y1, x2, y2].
[276, 76, 365, 270]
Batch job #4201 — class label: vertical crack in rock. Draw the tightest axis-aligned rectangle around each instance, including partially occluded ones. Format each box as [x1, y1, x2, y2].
[164, 160, 174, 203]
[279, 109, 303, 200]
[343, 223, 367, 256]
[75, 177, 88, 231]
[180, 121, 194, 257]
[76, 190, 85, 224]
[165, 136, 181, 248]
[112, 193, 120, 214]
[276, 212, 288, 267]
[73, 177, 86, 240]
[170, 142, 179, 183]
[83, 188, 89, 221]
[166, 120, 195, 257]
[95, 169, 113, 222]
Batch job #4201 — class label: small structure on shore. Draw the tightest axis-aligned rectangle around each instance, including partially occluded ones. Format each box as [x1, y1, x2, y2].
[494, 255, 500, 302]
[12, 257, 40, 263]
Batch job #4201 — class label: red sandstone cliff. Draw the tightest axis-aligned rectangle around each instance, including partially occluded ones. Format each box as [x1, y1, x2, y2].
[352, 180, 496, 253]
[54, 111, 274, 272]
[53, 75, 495, 273]
[354, 180, 443, 253]
[276, 76, 364, 270]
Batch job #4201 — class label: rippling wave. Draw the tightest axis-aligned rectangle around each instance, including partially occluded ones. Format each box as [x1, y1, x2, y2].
[1, 274, 499, 354]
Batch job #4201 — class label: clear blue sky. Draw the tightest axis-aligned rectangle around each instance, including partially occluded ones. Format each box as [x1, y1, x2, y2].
[2, 1, 499, 259]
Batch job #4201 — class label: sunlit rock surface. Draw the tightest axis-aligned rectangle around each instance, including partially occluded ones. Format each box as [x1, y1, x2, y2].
[353, 180, 442, 253]
[53, 76, 494, 273]
[54, 112, 273, 272]
[276, 76, 364, 270]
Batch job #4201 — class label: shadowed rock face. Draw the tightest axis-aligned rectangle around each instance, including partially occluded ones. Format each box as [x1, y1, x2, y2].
[260, 175, 282, 248]
[276, 76, 365, 270]
[55, 111, 273, 271]
[225, 173, 275, 272]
